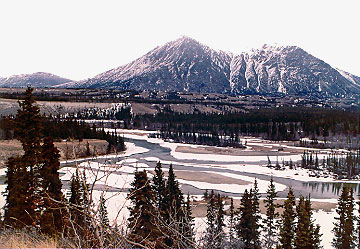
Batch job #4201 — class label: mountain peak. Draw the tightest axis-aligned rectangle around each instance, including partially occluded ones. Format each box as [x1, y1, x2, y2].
[60, 38, 360, 98]
[161, 36, 204, 53]
[174, 36, 200, 44]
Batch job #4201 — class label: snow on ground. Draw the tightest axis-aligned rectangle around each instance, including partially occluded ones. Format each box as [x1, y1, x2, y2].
[60, 164, 135, 190]
[108, 142, 149, 158]
[117, 130, 340, 162]
[59, 142, 149, 164]
[178, 179, 253, 194]
[313, 209, 336, 249]
[89, 190, 130, 227]
[216, 172, 286, 192]
[0, 184, 6, 216]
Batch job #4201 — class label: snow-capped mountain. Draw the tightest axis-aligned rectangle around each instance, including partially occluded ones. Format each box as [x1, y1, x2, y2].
[60, 37, 360, 98]
[0, 72, 71, 88]
[61, 37, 232, 93]
[230, 45, 360, 97]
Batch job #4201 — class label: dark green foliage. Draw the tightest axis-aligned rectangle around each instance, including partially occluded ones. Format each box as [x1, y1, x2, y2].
[128, 170, 164, 248]
[4, 87, 43, 228]
[166, 164, 184, 220]
[152, 161, 167, 213]
[99, 195, 110, 246]
[99, 196, 109, 228]
[204, 190, 217, 248]
[214, 194, 226, 248]
[279, 187, 296, 249]
[251, 178, 262, 247]
[133, 106, 360, 145]
[114, 105, 132, 120]
[237, 189, 258, 248]
[3, 156, 29, 228]
[69, 171, 82, 206]
[14, 87, 42, 161]
[164, 164, 185, 247]
[263, 177, 280, 249]
[183, 193, 195, 247]
[69, 171, 84, 236]
[39, 136, 67, 235]
[294, 195, 321, 249]
[228, 198, 236, 247]
[332, 185, 355, 249]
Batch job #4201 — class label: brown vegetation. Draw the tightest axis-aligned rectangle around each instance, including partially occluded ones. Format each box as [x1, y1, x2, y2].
[0, 139, 109, 167]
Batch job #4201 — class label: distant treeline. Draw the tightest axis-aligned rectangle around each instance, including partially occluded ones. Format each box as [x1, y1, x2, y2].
[130, 107, 360, 148]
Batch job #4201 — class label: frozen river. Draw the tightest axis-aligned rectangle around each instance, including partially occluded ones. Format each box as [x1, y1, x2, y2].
[61, 136, 360, 199]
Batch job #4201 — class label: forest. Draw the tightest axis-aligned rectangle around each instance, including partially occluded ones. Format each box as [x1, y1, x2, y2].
[130, 107, 360, 147]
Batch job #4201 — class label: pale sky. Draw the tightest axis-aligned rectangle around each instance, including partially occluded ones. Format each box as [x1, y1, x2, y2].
[0, 0, 359, 81]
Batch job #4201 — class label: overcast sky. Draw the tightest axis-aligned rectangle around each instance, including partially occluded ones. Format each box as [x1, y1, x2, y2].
[0, 0, 359, 80]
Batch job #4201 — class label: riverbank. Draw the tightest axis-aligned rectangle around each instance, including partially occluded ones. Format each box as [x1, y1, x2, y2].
[0, 139, 110, 168]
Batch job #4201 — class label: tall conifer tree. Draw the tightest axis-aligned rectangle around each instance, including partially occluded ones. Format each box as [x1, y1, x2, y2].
[279, 187, 296, 249]
[4, 87, 43, 228]
[237, 189, 257, 248]
[152, 161, 167, 214]
[204, 190, 217, 248]
[128, 170, 163, 248]
[263, 177, 279, 249]
[39, 136, 66, 235]
[251, 178, 262, 248]
[333, 185, 355, 249]
[294, 195, 321, 249]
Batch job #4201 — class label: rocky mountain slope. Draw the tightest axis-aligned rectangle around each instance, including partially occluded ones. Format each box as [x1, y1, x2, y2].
[60, 37, 360, 98]
[0, 72, 71, 88]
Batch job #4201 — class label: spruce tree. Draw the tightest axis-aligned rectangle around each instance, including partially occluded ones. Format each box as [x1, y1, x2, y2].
[237, 189, 256, 248]
[4, 87, 43, 228]
[228, 198, 236, 246]
[165, 163, 185, 247]
[251, 178, 262, 248]
[39, 136, 66, 235]
[183, 193, 195, 248]
[214, 194, 226, 248]
[294, 195, 321, 249]
[263, 177, 279, 249]
[204, 190, 217, 248]
[3, 156, 28, 228]
[128, 170, 163, 248]
[333, 185, 355, 249]
[152, 161, 167, 214]
[279, 187, 296, 249]
[99, 195, 110, 246]
[99, 195, 109, 229]
[166, 164, 184, 218]
[69, 171, 84, 237]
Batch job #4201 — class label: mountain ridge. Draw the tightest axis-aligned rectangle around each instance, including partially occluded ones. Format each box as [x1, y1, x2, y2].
[61, 37, 360, 98]
[15, 37, 360, 98]
[0, 72, 71, 88]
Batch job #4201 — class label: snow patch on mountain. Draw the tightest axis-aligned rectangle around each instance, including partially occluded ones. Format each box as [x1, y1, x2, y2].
[58, 37, 360, 98]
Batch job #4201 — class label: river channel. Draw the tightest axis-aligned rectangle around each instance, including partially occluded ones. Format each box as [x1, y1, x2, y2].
[61, 136, 360, 200]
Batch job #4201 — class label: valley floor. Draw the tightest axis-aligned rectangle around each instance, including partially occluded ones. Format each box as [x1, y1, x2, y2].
[0, 129, 355, 248]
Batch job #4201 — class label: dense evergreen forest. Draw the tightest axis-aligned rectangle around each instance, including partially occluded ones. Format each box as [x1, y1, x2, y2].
[128, 107, 360, 149]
